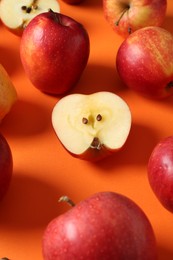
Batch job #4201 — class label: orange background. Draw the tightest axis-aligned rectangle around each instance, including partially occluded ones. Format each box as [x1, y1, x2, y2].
[0, 0, 173, 259]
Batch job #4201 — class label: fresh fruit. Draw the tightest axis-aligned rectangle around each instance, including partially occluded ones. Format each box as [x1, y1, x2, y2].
[0, 64, 17, 121]
[20, 10, 90, 95]
[148, 136, 173, 213]
[0, 0, 60, 36]
[0, 134, 13, 201]
[61, 0, 84, 4]
[42, 191, 157, 260]
[116, 26, 173, 99]
[52, 91, 132, 161]
[103, 0, 167, 38]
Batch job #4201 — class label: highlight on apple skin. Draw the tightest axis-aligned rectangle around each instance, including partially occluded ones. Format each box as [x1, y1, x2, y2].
[148, 136, 173, 213]
[0, 134, 13, 201]
[20, 10, 90, 95]
[0, 0, 61, 36]
[52, 91, 132, 162]
[103, 0, 167, 38]
[42, 191, 157, 260]
[116, 26, 173, 99]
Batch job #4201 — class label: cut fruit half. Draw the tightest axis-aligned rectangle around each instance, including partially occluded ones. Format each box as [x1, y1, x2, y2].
[52, 91, 132, 161]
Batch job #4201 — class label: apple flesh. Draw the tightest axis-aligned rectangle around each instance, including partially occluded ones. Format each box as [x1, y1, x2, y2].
[42, 191, 157, 260]
[0, 64, 17, 122]
[116, 26, 173, 99]
[148, 136, 173, 213]
[0, 0, 60, 36]
[61, 0, 84, 4]
[20, 10, 90, 95]
[0, 134, 13, 201]
[103, 0, 167, 38]
[52, 91, 131, 161]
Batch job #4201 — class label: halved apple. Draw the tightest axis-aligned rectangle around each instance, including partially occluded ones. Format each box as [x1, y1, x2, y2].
[0, 0, 60, 36]
[52, 92, 132, 161]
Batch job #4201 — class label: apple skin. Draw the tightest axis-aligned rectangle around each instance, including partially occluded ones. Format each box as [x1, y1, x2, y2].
[116, 26, 173, 99]
[61, 0, 85, 4]
[42, 191, 157, 260]
[0, 134, 13, 201]
[20, 10, 90, 95]
[148, 136, 173, 213]
[103, 0, 167, 38]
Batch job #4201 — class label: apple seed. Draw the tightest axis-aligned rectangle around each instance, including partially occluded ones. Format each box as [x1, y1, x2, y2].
[82, 117, 88, 124]
[96, 114, 102, 121]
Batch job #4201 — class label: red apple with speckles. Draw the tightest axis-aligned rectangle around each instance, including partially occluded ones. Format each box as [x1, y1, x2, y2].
[148, 136, 173, 213]
[103, 0, 167, 38]
[0, 134, 13, 200]
[42, 191, 157, 260]
[20, 10, 90, 95]
[116, 26, 173, 99]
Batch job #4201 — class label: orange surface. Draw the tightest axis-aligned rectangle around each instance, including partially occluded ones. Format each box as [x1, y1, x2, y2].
[0, 0, 173, 259]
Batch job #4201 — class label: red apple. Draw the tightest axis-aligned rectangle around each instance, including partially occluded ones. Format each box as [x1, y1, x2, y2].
[148, 136, 173, 213]
[42, 191, 157, 260]
[52, 91, 132, 161]
[103, 0, 167, 38]
[20, 10, 90, 95]
[61, 0, 84, 4]
[0, 134, 13, 200]
[116, 26, 173, 99]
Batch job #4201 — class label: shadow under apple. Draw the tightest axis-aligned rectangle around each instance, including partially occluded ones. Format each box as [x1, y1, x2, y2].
[0, 99, 52, 137]
[162, 15, 173, 35]
[0, 172, 68, 229]
[71, 62, 125, 95]
[90, 122, 158, 172]
[158, 244, 173, 260]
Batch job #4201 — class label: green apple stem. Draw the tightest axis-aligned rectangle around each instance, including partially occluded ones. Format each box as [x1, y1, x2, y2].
[115, 7, 129, 26]
[58, 196, 76, 207]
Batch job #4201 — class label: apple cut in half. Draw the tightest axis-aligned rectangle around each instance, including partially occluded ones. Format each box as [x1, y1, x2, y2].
[0, 0, 60, 36]
[52, 92, 132, 161]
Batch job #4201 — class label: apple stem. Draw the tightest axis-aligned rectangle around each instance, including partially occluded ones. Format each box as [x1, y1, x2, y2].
[90, 137, 102, 150]
[0, 258, 10, 260]
[115, 7, 130, 26]
[49, 9, 61, 24]
[58, 196, 76, 207]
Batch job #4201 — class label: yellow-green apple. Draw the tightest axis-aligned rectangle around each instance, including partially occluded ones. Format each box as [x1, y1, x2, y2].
[0, 134, 13, 201]
[52, 91, 132, 161]
[116, 26, 173, 99]
[61, 0, 84, 4]
[103, 0, 167, 38]
[42, 191, 157, 260]
[148, 136, 173, 213]
[0, 64, 17, 122]
[20, 10, 90, 95]
[0, 0, 60, 36]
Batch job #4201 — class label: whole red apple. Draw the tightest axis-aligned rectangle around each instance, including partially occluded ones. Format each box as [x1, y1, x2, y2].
[20, 10, 90, 95]
[116, 26, 173, 99]
[148, 136, 173, 213]
[103, 0, 167, 38]
[0, 134, 13, 200]
[42, 191, 157, 260]
[61, 0, 84, 4]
